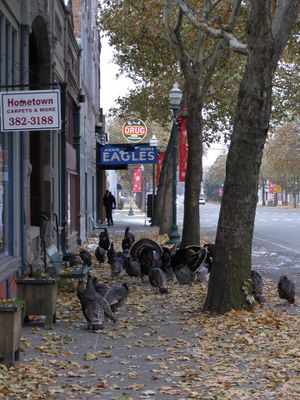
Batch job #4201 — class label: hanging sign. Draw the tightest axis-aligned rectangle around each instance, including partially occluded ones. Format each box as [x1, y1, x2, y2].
[99, 144, 157, 166]
[122, 119, 147, 143]
[156, 151, 165, 187]
[178, 110, 188, 182]
[0, 90, 61, 132]
[132, 167, 142, 193]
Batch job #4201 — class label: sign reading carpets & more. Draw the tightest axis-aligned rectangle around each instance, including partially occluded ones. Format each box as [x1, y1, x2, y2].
[99, 144, 157, 166]
[122, 119, 147, 143]
[0, 90, 61, 132]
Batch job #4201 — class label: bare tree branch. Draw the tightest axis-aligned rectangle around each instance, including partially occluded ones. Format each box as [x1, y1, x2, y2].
[176, 0, 248, 54]
[163, 0, 192, 77]
[271, 0, 300, 73]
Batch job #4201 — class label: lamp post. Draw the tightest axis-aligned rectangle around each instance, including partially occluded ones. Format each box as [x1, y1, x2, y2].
[95, 123, 107, 223]
[149, 134, 158, 225]
[128, 166, 134, 216]
[168, 83, 182, 244]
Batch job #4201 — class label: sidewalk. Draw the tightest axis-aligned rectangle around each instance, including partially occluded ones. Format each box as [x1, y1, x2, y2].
[1, 210, 299, 399]
[103, 207, 160, 237]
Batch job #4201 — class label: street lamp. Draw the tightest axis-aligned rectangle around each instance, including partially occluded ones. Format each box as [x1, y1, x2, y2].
[149, 134, 158, 225]
[168, 83, 182, 244]
[95, 123, 107, 145]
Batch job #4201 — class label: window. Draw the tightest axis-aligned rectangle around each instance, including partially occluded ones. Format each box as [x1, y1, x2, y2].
[0, 134, 11, 255]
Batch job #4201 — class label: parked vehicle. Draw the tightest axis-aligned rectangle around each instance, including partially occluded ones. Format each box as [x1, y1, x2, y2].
[199, 194, 206, 205]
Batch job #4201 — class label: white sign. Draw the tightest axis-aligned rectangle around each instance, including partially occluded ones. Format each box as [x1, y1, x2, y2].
[0, 90, 61, 132]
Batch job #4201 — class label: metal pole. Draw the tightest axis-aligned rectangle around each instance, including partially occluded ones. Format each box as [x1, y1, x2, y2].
[151, 162, 156, 225]
[128, 165, 134, 215]
[168, 108, 180, 244]
[60, 82, 67, 253]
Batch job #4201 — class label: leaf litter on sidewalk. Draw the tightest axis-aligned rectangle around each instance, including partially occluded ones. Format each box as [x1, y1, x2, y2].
[0, 232, 299, 399]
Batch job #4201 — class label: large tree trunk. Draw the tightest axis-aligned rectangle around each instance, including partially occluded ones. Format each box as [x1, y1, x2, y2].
[204, 0, 299, 313]
[204, 0, 273, 313]
[152, 137, 173, 233]
[181, 78, 203, 247]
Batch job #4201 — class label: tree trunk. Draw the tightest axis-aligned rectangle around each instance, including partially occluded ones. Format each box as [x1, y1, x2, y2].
[181, 79, 203, 247]
[152, 137, 173, 233]
[204, 0, 273, 313]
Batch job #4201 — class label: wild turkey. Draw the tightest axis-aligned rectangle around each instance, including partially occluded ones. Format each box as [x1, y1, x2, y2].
[149, 267, 168, 294]
[107, 242, 117, 264]
[79, 249, 92, 266]
[76, 276, 103, 331]
[171, 245, 207, 285]
[77, 280, 89, 323]
[251, 271, 266, 304]
[202, 243, 215, 269]
[160, 247, 174, 281]
[110, 255, 125, 277]
[278, 275, 295, 304]
[78, 275, 117, 331]
[69, 255, 84, 268]
[99, 228, 110, 251]
[129, 239, 163, 280]
[195, 262, 211, 283]
[124, 255, 142, 280]
[104, 283, 130, 312]
[121, 227, 136, 251]
[93, 277, 109, 297]
[95, 246, 106, 265]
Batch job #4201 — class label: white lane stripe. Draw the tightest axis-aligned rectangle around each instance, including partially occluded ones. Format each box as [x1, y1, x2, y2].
[253, 236, 300, 255]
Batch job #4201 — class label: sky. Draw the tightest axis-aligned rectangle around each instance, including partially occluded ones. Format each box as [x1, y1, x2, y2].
[100, 37, 134, 114]
[100, 37, 222, 167]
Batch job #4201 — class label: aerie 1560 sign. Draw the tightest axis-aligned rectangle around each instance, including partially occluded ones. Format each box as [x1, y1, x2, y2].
[0, 90, 61, 132]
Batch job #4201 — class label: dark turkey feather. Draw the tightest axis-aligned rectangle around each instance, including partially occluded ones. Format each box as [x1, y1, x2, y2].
[251, 270, 266, 304]
[111, 256, 125, 277]
[122, 227, 136, 250]
[125, 256, 142, 278]
[104, 283, 129, 311]
[278, 275, 295, 304]
[107, 242, 117, 265]
[95, 246, 106, 264]
[79, 249, 92, 266]
[93, 278, 109, 297]
[80, 275, 117, 330]
[149, 267, 168, 294]
[99, 228, 110, 251]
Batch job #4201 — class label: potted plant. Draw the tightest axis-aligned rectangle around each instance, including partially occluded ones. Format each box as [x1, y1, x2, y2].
[16, 270, 58, 329]
[0, 298, 25, 365]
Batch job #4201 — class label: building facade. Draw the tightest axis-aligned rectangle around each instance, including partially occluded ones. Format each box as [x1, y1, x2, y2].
[0, 0, 101, 297]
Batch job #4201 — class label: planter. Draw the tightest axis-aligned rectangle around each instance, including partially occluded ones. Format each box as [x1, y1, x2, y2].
[0, 302, 23, 365]
[16, 278, 58, 329]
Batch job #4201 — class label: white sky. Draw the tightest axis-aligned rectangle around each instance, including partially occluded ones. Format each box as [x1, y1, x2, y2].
[100, 37, 222, 167]
[100, 37, 134, 114]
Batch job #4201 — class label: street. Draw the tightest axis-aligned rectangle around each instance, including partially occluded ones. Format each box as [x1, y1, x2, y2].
[178, 201, 300, 296]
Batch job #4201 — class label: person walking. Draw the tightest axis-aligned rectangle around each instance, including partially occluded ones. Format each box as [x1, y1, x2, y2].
[103, 190, 116, 226]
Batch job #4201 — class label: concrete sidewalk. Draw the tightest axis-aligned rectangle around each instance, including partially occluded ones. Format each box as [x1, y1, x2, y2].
[4, 207, 299, 399]
[103, 207, 160, 237]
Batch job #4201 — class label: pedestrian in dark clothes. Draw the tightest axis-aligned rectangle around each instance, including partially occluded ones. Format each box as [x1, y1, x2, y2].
[103, 190, 116, 226]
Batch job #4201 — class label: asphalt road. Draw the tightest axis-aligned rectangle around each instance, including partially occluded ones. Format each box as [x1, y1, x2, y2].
[177, 201, 300, 297]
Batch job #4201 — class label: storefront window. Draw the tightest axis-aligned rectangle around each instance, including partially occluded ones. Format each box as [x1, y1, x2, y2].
[0, 134, 10, 255]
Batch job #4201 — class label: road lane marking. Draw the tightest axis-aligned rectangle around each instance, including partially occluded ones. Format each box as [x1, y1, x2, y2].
[253, 236, 300, 255]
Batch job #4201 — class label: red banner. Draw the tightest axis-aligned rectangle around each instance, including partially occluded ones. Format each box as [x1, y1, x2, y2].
[132, 167, 142, 192]
[178, 110, 188, 182]
[156, 152, 165, 188]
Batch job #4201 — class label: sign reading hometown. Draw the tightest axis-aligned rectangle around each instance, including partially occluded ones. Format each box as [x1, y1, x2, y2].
[122, 119, 147, 143]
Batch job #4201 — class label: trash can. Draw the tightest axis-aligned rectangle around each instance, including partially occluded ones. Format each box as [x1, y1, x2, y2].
[147, 194, 156, 218]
